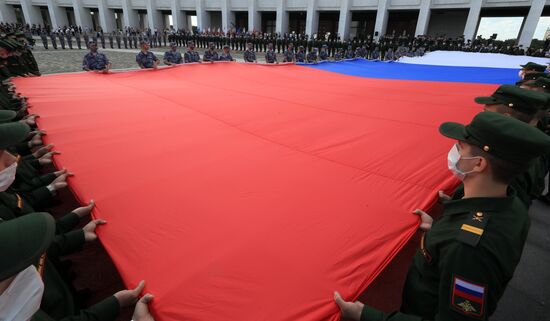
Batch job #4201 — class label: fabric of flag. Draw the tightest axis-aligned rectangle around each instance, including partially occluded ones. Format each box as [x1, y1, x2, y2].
[305, 59, 519, 84]
[13, 61, 501, 321]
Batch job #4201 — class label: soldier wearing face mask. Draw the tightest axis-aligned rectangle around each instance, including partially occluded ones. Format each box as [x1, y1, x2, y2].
[0, 123, 157, 321]
[445, 85, 548, 210]
[0, 123, 72, 211]
[334, 112, 550, 321]
[0, 213, 158, 321]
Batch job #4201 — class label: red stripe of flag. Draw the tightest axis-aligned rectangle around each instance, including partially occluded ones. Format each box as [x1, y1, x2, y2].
[455, 288, 483, 304]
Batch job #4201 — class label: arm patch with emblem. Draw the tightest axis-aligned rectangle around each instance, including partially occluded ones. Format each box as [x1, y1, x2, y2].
[451, 275, 487, 318]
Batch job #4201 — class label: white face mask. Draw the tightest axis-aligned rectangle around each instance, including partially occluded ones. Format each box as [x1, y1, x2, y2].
[0, 161, 17, 192]
[447, 144, 479, 181]
[518, 70, 525, 79]
[0, 266, 44, 321]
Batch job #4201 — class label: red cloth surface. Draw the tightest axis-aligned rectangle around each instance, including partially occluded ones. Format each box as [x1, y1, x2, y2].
[14, 63, 494, 321]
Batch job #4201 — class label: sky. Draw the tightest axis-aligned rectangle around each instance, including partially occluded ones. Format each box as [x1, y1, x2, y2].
[477, 16, 550, 40]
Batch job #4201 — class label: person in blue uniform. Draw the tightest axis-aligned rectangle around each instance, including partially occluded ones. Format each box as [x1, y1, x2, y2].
[82, 41, 111, 73]
[163, 42, 183, 65]
[136, 41, 159, 69]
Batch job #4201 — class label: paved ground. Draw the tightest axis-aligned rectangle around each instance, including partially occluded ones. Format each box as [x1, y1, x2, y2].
[31, 49, 550, 320]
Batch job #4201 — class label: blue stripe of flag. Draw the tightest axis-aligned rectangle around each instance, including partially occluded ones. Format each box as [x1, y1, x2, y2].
[455, 284, 483, 298]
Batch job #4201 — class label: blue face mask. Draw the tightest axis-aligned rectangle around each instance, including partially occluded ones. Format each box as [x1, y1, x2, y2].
[447, 144, 479, 181]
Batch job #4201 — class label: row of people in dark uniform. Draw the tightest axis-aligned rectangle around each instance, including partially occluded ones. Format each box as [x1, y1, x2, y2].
[3, 22, 549, 58]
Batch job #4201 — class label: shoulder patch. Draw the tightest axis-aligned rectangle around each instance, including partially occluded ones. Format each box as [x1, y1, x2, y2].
[451, 275, 487, 318]
[457, 211, 490, 246]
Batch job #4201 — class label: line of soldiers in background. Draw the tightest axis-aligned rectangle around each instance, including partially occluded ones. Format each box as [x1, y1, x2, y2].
[3, 21, 549, 58]
[4, 23, 550, 60]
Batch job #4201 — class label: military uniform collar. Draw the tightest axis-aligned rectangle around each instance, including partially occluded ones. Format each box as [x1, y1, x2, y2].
[444, 188, 517, 216]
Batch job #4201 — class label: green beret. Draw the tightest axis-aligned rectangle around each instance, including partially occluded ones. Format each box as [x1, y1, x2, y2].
[439, 111, 550, 164]
[0, 122, 30, 149]
[0, 110, 17, 123]
[474, 84, 547, 115]
[520, 62, 547, 72]
[0, 213, 55, 281]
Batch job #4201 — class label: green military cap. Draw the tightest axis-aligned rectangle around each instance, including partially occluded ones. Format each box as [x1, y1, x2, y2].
[439, 111, 550, 164]
[0, 213, 55, 281]
[474, 84, 547, 115]
[520, 62, 547, 72]
[0, 122, 30, 149]
[0, 110, 17, 123]
[524, 77, 550, 90]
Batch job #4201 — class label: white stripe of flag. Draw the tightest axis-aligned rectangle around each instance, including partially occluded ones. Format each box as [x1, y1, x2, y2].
[456, 278, 485, 294]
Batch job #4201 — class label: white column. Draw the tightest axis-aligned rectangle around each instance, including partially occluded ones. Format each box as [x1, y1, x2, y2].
[98, 0, 116, 32]
[275, 0, 288, 34]
[305, 0, 318, 36]
[46, 0, 69, 29]
[0, 0, 17, 23]
[373, 0, 389, 40]
[196, 0, 210, 31]
[171, 0, 186, 30]
[20, 0, 43, 25]
[463, 0, 481, 42]
[146, 0, 162, 30]
[337, 0, 351, 40]
[221, 0, 230, 32]
[248, 0, 260, 32]
[415, 0, 431, 36]
[518, 0, 545, 47]
[72, 0, 93, 30]
[121, 0, 138, 28]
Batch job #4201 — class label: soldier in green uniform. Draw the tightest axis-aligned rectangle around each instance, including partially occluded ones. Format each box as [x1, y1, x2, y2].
[447, 85, 549, 209]
[0, 121, 156, 321]
[334, 111, 550, 321]
[0, 212, 157, 321]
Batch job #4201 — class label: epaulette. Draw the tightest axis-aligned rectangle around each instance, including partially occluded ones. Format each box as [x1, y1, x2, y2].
[457, 211, 490, 247]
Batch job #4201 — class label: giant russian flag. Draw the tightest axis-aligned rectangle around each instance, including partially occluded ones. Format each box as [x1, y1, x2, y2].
[13, 60, 508, 321]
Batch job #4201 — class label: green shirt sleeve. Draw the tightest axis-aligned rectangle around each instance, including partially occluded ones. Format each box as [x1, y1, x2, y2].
[55, 212, 81, 234]
[32, 296, 120, 321]
[48, 230, 86, 258]
[360, 244, 505, 321]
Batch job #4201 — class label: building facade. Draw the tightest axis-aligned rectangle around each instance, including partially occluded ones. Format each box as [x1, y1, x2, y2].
[0, 0, 547, 46]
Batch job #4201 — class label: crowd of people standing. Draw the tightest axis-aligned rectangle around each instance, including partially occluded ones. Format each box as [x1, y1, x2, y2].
[2, 21, 550, 61]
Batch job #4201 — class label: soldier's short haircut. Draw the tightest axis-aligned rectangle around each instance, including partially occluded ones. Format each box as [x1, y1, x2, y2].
[469, 145, 529, 184]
